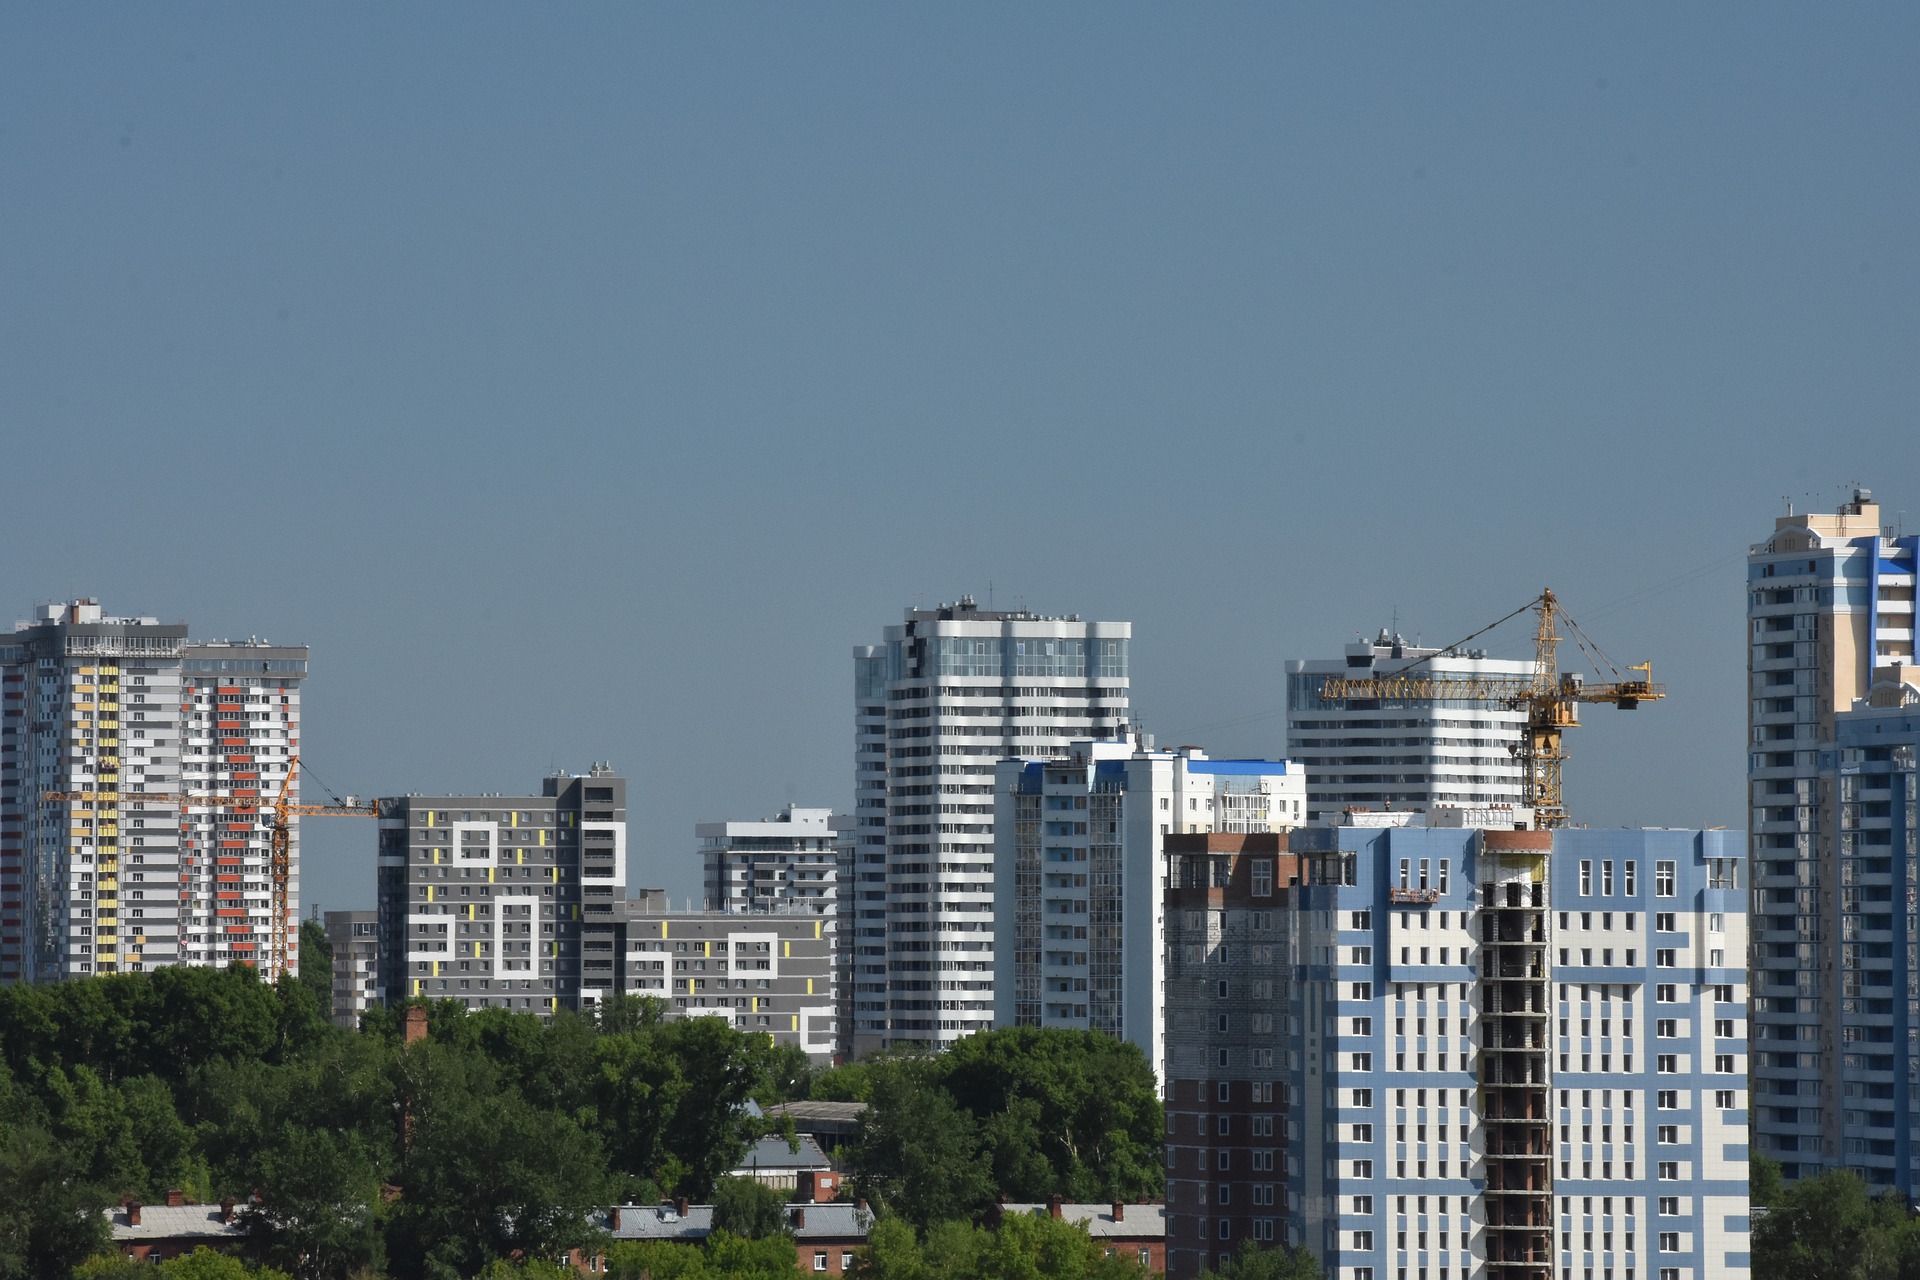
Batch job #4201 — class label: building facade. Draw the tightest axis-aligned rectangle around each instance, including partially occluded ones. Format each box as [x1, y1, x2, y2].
[1747, 489, 1918, 1178]
[1164, 815, 1752, 1280]
[323, 909, 380, 1029]
[700, 805, 844, 915]
[1286, 633, 1530, 824]
[852, 598, 1131, 1052]
[1, 600, 308, 983]
[1801, 680, 1920, 1194]
[993, 740, 1302, 1078]
[375, 768, 626, 1013]
[580, 889, 837, 1061]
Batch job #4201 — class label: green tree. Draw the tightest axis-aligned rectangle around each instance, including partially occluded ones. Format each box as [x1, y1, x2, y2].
[385, 1043, 613, 1280]
[710, 1176, 792, 1240]
[853, 1212, 1150, 1280]
[0, 1122, 111, 1280]
[1197, 1240, 1326, 1280]
[238, 1124, 384, 1280]
[1751, 1166, 1920, 1280]
[591, 1016, 781, 1196]
[938, 1028, 1163, 1203]
[848, 1063, 992, 1230]
[297, 921, 333, 1016]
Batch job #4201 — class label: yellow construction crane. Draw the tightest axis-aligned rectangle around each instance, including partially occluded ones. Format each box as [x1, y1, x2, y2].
[1314, 589, 1665, 828]
[44, 753, 376, 980]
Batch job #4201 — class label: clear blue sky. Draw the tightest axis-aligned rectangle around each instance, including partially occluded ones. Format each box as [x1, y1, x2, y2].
[4, 6, 1915, 915]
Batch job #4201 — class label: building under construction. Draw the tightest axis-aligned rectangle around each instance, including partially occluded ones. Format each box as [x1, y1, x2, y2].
[1162, 808, 1752, 1280]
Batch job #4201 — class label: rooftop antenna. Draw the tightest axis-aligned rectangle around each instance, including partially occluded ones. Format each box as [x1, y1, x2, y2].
[988, 581, 993, 610]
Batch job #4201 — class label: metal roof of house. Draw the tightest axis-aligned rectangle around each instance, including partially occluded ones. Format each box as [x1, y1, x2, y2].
[1000, 1203, 1167, 1239]
[732, 1132, 832, 1173]
[106, 1205, 246, 1242]
[604, 1202, 873, 1241]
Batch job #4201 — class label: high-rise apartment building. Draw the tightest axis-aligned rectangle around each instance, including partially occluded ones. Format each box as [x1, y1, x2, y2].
[323, 909, 380, 1029]
[1805, 690, 1920, 1195]
[375, 768, 626, 1013]
[699, 805, 848, 1055]
[852, 598, 1130, 1052]
[992, 739, 1302, 1079]
[1287, 633, 1530, 824]
[1, 600, 307, 984]
[701, 806, 844, 916]
[582, 889, 838, 1062]
[1747, 489, 1917, 1179]
[1163, 813, 1752, 1280]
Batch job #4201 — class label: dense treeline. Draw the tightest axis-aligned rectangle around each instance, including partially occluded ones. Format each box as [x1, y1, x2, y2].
[0, 967, 1172, 1280]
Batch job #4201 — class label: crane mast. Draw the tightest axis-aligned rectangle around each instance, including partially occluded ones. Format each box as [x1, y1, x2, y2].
[1313, 589, 1665, 827]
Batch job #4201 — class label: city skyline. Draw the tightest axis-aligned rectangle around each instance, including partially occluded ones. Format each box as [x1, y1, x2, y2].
[4, 8, 1916, 920]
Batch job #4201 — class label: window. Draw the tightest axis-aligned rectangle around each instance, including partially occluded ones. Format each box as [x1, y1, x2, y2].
[1716, 1054, 1737, 1073]
[1657, 1019, 1677, 1037]
[1658, 1197, 1679, 1216]
[1656, 912, 1676, 932]
[1715, 1019, 1736, 1038]
[1352, 910, 1371, 929]
[1657, 983, 1677, 1003]
[1659, 1232, 1680, 1252]
[1658, 1162, 1679, 1181]
[1657, 1090, 1678, 1110]
[813, 1252, 828, 1272]
[1656, 861, 1676, 897]
[843, 1254, 855, 1272]
[1715, 1090, 1737, 1109]
[1625, 861, 1637, 895]
[1658, 1126, 1679, 1144]
[1657, 1055, 1677, 1074]
[1354, 1231, 1375, 1250]
[1581, 861, 1593, 895]
[1603, 862, 1614, 896]
[1353, 1124, 1374, 1142]
[1656, 950, 1676, 968]
[1253, 861, 1273, 897]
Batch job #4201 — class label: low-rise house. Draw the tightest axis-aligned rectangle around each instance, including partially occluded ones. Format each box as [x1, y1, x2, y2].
[583, 1199, 876, 1277]
[729, 1133, 833, 1192]
[104, 1194, 246, 1264]
[995, 1199, 1167, 1273]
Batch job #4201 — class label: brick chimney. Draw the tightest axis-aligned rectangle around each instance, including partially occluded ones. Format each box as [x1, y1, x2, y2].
[126, 1200, 142, 1227]
[609, 1208, 621, 1231]
[793, 1207, 806, 1229]
[675, 1196, 689, 1217]
[165, 1189, 185, 1207]
[1047, 1195, 1063, 1220]
[403, 1005, 429, 1045]
[220, 1199, 236, 1223]
[1112, 1202, 1125, 1222]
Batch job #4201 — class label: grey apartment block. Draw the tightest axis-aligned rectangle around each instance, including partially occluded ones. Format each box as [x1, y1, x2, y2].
[375, 768, 627, 1013]
[582, 890, 837, 1062]
[323, 910, 379, 1029]
[1747, 489, 1920, 1181]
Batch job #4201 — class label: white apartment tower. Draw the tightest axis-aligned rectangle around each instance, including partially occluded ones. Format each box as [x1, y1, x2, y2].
[0, 600, 308, 983]
[1287, 631, 1531, 824]
[853, 598, 1130, 1053]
